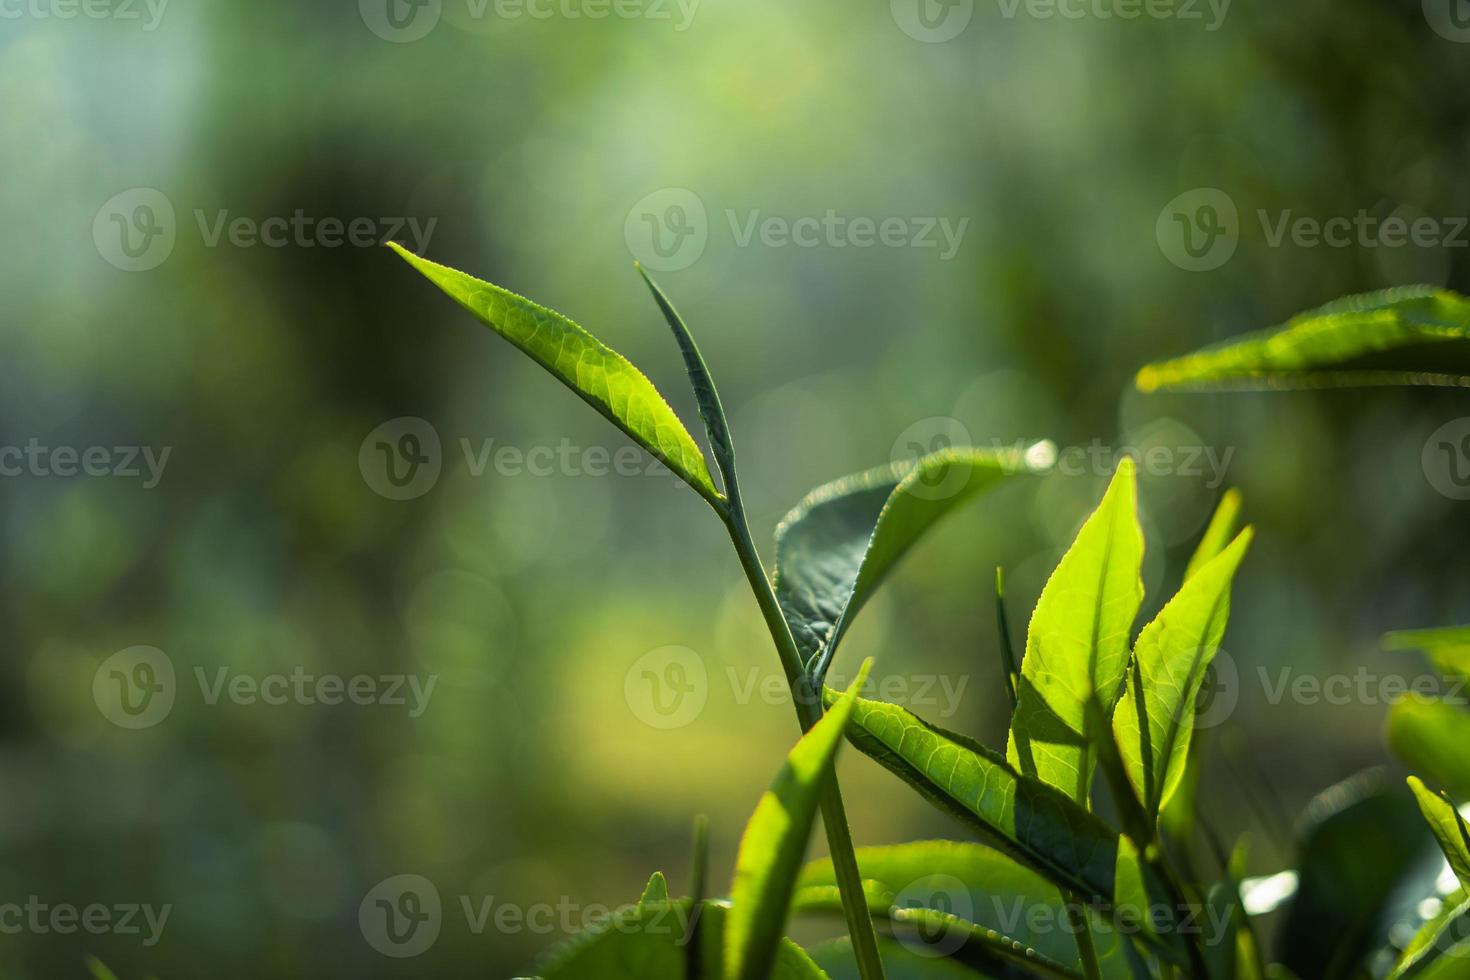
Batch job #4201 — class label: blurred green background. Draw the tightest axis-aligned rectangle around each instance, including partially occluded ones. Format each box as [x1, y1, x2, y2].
[5, 0, 1470, 975]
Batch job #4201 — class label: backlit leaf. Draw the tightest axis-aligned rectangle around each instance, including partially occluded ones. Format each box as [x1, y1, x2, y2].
[1136, 287, 1470, 392]
[389, 244, 721, 509]
[1007, 460, 1144, 803]
[1112, 528, 1253, 820]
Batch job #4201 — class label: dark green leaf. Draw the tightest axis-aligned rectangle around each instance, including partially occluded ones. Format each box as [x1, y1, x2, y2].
[774, 446, 1043, 683]
[636, 264, 736, 497]
[1277, 770, 1440, 980]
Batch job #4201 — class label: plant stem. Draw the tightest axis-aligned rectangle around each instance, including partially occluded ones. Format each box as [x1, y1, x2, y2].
[1062, 892, 1104, 980]
[723, 503, 888, 980]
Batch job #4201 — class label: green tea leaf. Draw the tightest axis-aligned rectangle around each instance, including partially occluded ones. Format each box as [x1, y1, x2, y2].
[1387, 699, 1470, 801]
[389, 244, 721, 509]
[726, 661, 873, 980]
[1007, 459, 1145, 803]
[1112, 528, 1253, 821]
[774, 445, 1043, 683]
[1388, 892, 1470, 980]
[1135, 286, 1470, 392]
[795, 841, 1129, 977]
[636, 264, 736, 498]
[1409, 777, 1470, 890]
[1184, 489, 1243, 581]
[832, 694, 1186, 965]
[538, 900, 827, 980]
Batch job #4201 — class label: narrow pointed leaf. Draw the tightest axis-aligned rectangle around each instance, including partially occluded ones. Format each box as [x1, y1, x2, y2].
[1184, 489, 1242, 581]
[637, 265, 736, 497]
[1160, 485, 1243, 842]
[775, 445, 1044, 683]
[1007, 459, 1145, 803]
[997, 567, 1020, 712]
[795, 841, 1132, 977]
[726, 661, 873, 980]
[389, 244, 721, 508]
[1136, 286, 1470, 392]
[1112, 528, 1253, 821]
[830, 693, 1187, 965]
[1409, 777, 1470, 890]
[1388, 893, 1470, 980]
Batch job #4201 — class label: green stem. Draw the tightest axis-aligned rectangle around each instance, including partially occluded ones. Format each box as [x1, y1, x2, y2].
[1062, 891, 1104, 980]
[723, 503, 887, 980]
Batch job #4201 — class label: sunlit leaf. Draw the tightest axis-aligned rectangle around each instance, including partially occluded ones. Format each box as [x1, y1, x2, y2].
[389, 244, 721, 508]
[1007, 459, 1144, 803]
[726, 662, 873, 980]
[1135, 286, 1470, 392]
[774, 445, 1044, 684]
[1388, 891, 1470, 980]
[1184, 489, 1243, 582]
[1409, 777, 1470, 890]
[1112, 528, 1253, 820]
[831, 694, 1187, 965]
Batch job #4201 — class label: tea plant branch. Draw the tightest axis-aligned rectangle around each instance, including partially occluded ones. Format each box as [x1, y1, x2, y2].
[1060, 893, 1103, 980]
[638, 267, 889, 980]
